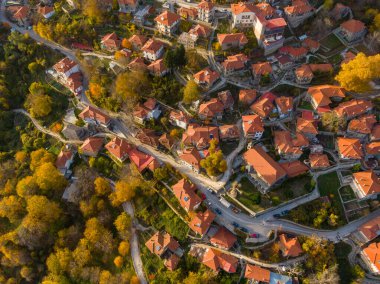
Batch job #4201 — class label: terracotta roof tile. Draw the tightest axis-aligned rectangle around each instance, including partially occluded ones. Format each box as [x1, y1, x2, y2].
[172, 179, 202, 211]
[217, 33, 248, 45]
[189, 209, 215, 235]
[252, 62, 272, 76]
[182, 124, 219, 149]
[279, 234, 303, 257]
[242, 114, 264, 136]
[337, 137, 363, 159]
[194, 67, 220, 85]
[341, 19, 366, 33]
[80, 137, 104, 155]
[155, 10, 180, 26]
[250, 97, 274, 118]
[210, 226, 237, 249]
[145, 231, 180, 256]
[243, 146, 287, 186]
[309, 153, 330, 169]
[239, 89, 257, 105]
[348, 114, 377, 135]
[201, 248, 238, 273]
[179, 148, 202, 170]
[359, 216, 380, 241]
[334, 99, 373, 118]
[219, 124, 239, 140]
[245, 264, 271, 281]
[105, 137, 132, 161]
[362, 242, 380, 272]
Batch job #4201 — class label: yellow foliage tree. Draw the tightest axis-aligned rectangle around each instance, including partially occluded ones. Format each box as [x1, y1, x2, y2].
[14, 151, 28, 164]
[16, 176, 38, 198]
[89, 82, 105, 100]
[30, 149, 55, 171]
[114, 255, 123, 268]
[94, 177, 111, 196]
[114, 212, 131, 240]
[183, 80, 200, 104]
[109, 181, 136, 207]
[118, 241, 130, 256]
[121, 38, 132, 49]
[34, 162, 68, 194]
[0, 195, 26, 223]
[335, 53, 380, 92]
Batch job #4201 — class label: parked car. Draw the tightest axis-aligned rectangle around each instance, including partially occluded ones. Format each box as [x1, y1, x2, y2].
[232, 222, 240, 227]
[201, 193, 206, 200]
[281, 210, 290, 216]
[240, 227, 249, 233]
[250, 233, 259, 238]
[215, 208, 222, 215]
[231, 207, 240, 214]
[273, 214, 281, 218]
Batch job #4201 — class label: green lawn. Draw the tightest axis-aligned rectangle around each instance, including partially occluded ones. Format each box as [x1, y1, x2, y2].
[318, 172, 346, 220]
[236, 177, 272, 212]
[298, 100, 313, 110]
[335, 242, 358, 284]
[340, 186, 356, 202]
[320, 34, 343, 50]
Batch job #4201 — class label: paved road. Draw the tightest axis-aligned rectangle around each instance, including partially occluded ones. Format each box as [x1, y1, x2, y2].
[4, 0, 380, 256]
[192, 243, 306, 269]
[13, 109, 83, 144]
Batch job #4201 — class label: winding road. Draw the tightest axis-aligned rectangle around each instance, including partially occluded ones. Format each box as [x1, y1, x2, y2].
[3, 1, 380, 280]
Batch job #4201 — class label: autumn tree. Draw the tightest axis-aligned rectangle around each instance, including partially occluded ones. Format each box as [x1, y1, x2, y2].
[321, 111, 346, 132]
[183, 80, 200, 104]
[16, 176, 38, 198]
[30, 149, 55, 171]
[83, 0, 104, 24]
[114, 212, 131, 240]
[18, 195, 63, 249]
[109, 180, 136, 206]
[302, 235, 336, 273]
[200, 139, 227, 177]
[114, 256, 123, 268]
[34, 162, 68, 195]
[114, 71, 151, 105]
[83, 218, 114, 255]
[335, 53, 380, 92]
[121, 38, 132, 49]
[94, 177, 111, 196]
[306, 264, 340, 284]
[0, 195, 26, 223]
[118, 241, 130, 256]
[89, 82, 107, 100]
[25, 92, 52, 118]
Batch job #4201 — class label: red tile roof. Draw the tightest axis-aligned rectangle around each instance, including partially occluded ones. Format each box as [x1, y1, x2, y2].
[296, 117, 318, 135]
[210, 226, 237, 249]
[217, 33, 248, 45]
[56, 149, 74, 169]
[274, 130, 309, 156]
[279, 46, 308, 58]
[337, 137, 363, 159]
[302, 38, 320, 51]
[242, 115, 264, 136]
[145, 231, 180, 256]
[243, 146, 287, 186]
[245, 264, 271, 282]
[155, 10, 180, 26]
[182, 124, 219, 149]
[341, 19, 366, 33]
[334, 99, 373, 118]
[80, 137, 104, 155]
[147, 59, 167, 75]
[250, 97, 274, 118]
[53, 57, 78, 73]
[348, 114, 377, 134]
[79, 106, 111, 125]
[279, 160, 309, 178]
[219, 124, 239, 140]
[38, 6, 54, 16]
[189, 209, 215, 235]
[164, 253, 180, 271]
[194, 68, 220, 85]
[189, 24, 212, 38]
[354, 171, 380, 196]
[359, 216, 380, 242]
[172, 179, 202, 211]
[275, 96, 293, 114]
[201, 248, 238, 273]
[252, 62, 272, 76]
[101, 32, 121, 49]
[309, 153, 330, 169]
[141, 39, 164, 54]
[366, 142, 380, 155]
[198, 0, 214, 10]
[179, 148, 202, 170]
[222, 54, 248, 71]
[362, 242, 380, 272]
[308, 85, 346, 108]
[239, 89, 257, 105]
[279, 234, 303, 257]
[128, 148, 159, 172]
[105, 137, 132, 161]
[198, 98, 224, 118]
[284, 0, 314, 15]
[128, 34, 148, 47]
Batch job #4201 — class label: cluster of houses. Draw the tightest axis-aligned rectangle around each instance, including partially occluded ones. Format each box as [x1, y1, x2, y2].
[354, 216, 380, 275]
[50, 57, 84, 95]
[145, 175, 302, 281]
